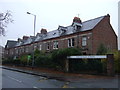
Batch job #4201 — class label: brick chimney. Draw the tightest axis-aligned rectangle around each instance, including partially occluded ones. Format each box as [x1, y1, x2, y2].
[73, 17, 82, 24]
[41, 28, 47, 34]
[18, 38, 22, 42]
[23, 36, 29, 40]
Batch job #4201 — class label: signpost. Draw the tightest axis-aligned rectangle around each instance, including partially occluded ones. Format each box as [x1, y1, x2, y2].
[27, 55, 31, 66]
[28, 55, 31, 61]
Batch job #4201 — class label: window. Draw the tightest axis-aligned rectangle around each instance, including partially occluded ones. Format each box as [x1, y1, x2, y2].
[39, 45, 42, 50]
[22, 47, 24, 53]
[47, 43, 50, 50]
[34, 45, 37, 50]
[82, 37, 87, 46]
[26, 47, 29, 52]
[6, 50, 8, 54]
[15, 48, 18, 54]
[53, 41, 58, 49]
[19, 48, 22, 53]
[68, 38, 75, 47]
[11, 50, 14, 55]
[20, 47, 24, 53]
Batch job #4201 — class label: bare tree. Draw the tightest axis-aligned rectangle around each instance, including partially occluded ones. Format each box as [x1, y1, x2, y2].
[0, 10, 13, 36]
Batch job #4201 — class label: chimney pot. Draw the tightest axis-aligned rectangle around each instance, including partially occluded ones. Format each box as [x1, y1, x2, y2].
[73, 17, 82, 24]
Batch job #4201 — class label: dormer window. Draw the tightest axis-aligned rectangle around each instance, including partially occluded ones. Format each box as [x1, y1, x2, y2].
[76, 25, 81, 30]
[58, 26, 67, 35]
[53, 32, 56, 35]
[73, 22, 82, 31]
[72, 17, 82, 31]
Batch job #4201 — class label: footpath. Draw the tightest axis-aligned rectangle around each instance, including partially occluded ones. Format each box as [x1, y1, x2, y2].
[2, 65, 118, 82]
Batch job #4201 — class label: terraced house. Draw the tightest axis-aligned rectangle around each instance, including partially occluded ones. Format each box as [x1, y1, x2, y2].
[4, 14, 118, 58]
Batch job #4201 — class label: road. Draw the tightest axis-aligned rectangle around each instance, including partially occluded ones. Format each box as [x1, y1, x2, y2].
[2, 68, 119, 89]
[2, 69, 66, 88]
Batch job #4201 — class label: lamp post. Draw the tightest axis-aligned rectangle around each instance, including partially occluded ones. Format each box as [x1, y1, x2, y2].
[27, 12, 36, 68]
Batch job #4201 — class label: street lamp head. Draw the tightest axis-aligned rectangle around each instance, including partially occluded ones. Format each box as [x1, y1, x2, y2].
[27, 12, 31, 14]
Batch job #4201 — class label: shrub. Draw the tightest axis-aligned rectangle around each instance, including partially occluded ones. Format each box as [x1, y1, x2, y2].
[34, 49, 53, 68]
[20, 54, 29, 66]
[97, 43, 107, 55]
[69, 59, 86, 72]
[69, 59, 103, 73]
[2, 58, 13, 64]
[12, 58, 21, 65]
[51, 48, 82, 70]
[101, 58, 107, 73]
[111, 50, 120, 73]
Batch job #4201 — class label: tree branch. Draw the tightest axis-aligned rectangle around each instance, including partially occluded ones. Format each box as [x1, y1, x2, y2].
[0, 12, 8, 21]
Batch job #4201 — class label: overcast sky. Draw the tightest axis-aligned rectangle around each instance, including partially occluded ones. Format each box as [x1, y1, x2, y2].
[0, 0, 119, 47]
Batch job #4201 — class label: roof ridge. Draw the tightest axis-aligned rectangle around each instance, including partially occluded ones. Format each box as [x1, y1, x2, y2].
[39, 15, 105, 34]
[83, 15, 105, 23]
[7, 40, 17, 42]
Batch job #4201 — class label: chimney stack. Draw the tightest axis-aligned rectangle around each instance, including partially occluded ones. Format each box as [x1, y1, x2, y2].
[23, 36, 29, 40]
[18, 38, 22, 42]
[41, 28, 47, 34]
[73, 17, 82, 24]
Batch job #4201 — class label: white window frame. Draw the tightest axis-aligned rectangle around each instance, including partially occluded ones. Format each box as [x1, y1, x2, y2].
[47, 43, 50, 50]
[68, 38, 75, 47]
[53, 41, 58, 49]
[82, 36, 87, 46]
[39, 45, 42, 51]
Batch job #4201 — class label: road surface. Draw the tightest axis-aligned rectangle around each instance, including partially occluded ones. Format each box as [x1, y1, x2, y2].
[2, 69, 65, 88]
[2, 68, 119, 89]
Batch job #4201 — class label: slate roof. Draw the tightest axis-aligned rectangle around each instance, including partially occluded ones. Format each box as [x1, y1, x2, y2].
[5, 40, 17, 49]
[5, 15, 105, 49]
[34, 15, 104, 41]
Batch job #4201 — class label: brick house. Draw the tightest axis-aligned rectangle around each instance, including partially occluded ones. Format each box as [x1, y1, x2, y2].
[4, 14, 118, 58]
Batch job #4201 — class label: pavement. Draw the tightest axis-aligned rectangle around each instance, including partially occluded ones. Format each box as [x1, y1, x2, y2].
[1, 65, 119, 82]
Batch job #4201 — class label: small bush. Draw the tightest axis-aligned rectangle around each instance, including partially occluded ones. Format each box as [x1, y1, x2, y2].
[97, 43, 107, 55]
[34, 49, 53, 68]
[2, 57, 14, 64]
[111, 50, 120, 73]
[20, 54, 29, 66]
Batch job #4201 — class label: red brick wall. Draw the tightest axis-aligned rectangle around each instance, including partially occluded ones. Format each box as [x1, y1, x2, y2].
[92, 15, 118, 54]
